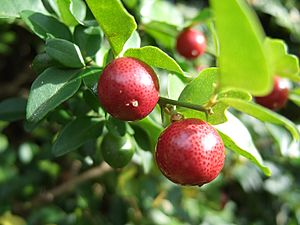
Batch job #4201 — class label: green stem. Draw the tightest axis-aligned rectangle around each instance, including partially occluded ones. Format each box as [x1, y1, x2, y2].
[158, 97, 210, 114]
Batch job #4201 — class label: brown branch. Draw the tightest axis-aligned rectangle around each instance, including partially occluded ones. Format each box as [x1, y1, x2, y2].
[13, 162, 112, 214]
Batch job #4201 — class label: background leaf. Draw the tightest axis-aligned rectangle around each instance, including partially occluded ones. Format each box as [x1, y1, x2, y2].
[52, 117, 104, 156]
[0, 0, 47, 18]
[124, 46, 185, 77]
[86, 0, 137, 56]
[26, 68, 81, 123]
[46, 38, 85, 68]
[74, 25, 102, 57]
[211, 0, 271, 95]
[264, 38, 300, 82]
[215, 112, 271, 176]
[56, 0, 78, 26]
[220, 98, 300, 141]
[0, 98, 27, 122]
[20, 10, 72, 40]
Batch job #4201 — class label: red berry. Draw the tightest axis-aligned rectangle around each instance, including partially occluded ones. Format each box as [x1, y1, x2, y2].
[155, 118, 225, 186]
[98, 57, 159, 121]
[176, 28, 206, 59]
[255, 76, 289, 110]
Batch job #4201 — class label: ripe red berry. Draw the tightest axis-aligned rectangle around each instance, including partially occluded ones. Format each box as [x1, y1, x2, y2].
[255, 76, 289, 110]
[155, 118, 225, 186]
[176, 28, 206, 59]
[98, 57, 159, 121]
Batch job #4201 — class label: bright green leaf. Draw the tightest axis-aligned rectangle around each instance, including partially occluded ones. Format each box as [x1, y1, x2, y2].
[26, 68, 81, 123]
[264, 38, 300, 82]
[0, 0, 47, 18]
[52, 117, 104, 156]
[211, 0, 271, 95]
[220, 98, 300, 141]
[20, 10, 72, 40]
[0, 98, 26, 122]
[46, 38, 85, 68]
[56, 0, 78, 26]
[124, 46, 185, 77]
[86, 0, 137, 56]
[215, 112, 271, 176]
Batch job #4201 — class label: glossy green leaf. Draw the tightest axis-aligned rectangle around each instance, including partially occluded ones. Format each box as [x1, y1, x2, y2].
[26, 68, 81, 123]
[124, 46, 185, 77]
[52, 117, 104, 156]
[56, 0, 78, 26]
[0, 0, 47, 18]
[74, 25, 102, 57]
[211, 0, 271, 95]
[46, 38, 85, 68]
[264, 38, 300, 82]
[20, 10, 72, 40]
[0, 98, 26, 122]
[86, 0, 137, 56]
[220, 98, 300, 141]
[215, 112, 271, 176]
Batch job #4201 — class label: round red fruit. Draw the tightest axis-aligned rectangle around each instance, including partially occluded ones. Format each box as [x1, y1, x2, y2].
[155, 118, 225, 186]
[98, 57, 159, 121]
[255, 76, 289, 110]
[176, 28, 206, 59]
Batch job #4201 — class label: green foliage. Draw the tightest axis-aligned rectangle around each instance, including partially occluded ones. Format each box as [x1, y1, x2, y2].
[1, 0, 300, 224]
[20, 10, 72, 40]
[211, 0, 271, 95]
[264, 38, 300, 81]
[0, 98, 26, 122]
[86, 0, 137, 56]
[124, 46, 185, 77]
[46, 38, 85, 68]
[26, 68, 81, 122]
[53, 116, 104, 156]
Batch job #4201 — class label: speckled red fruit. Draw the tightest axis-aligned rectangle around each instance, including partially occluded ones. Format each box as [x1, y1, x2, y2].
[155, 118, 225, 186]
[255, 76, 289, 110]
[97, 57, 159, 121]
[176, 28, 206, 59]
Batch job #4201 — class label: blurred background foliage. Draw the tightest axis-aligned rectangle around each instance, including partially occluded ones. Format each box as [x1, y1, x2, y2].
[1, 0, 300, 225]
